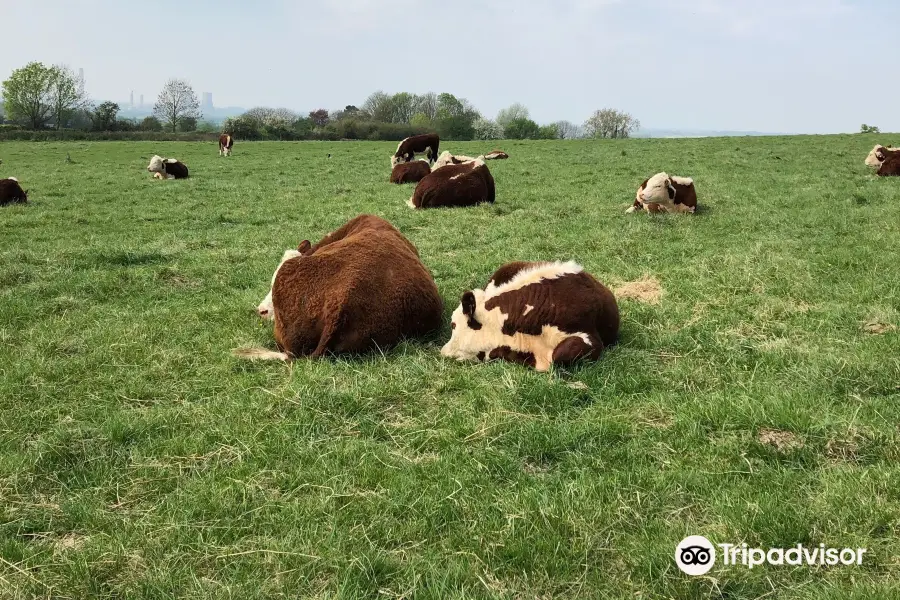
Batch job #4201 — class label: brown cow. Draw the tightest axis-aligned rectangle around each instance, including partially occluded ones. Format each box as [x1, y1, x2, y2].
[390, 160, 431, 184]
[627, 172, 697, 214]
[484, 149, 509, 160]
[219, 133, 234, 156]
[431, 151, 480, 171]
[440, 261, 620, 371]
[408, 159, 495, 209]
[391, 133, 440, 167]
[0, 177, 27, 206]
[876, 151, 900, 176]
[147, 155, 189, 179]
[864, 144, 899, 168]
[234, 214, 443, 361]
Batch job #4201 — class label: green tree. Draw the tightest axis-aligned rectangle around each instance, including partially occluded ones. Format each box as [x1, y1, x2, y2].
[391, 92, 416, 123]
[90, 101, 120, 131]
[179, 116, 198, 132]
[505, 117, 541, 139]
[49, 65, 88, 129]
[496, 103, 529, 129]
[538, 123, 560, 139]
[1, 61, 56, 129]
[153, 78, 202, 133]
[140, 115, 163, 132]
[409, 113, 432, 129]
[860, 124, 880, 134]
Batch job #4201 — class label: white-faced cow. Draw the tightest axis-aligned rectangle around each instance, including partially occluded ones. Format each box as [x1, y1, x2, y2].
[235, 214, 443, 361]
[219, 133, 234, 156]
[627, 172, 697, 214]
[390, 159, 431, 184]
[431, 151, 480, 171]
[391, 133, 440, 167]
[865, 144, 900, 168]
[0, 177, 27, 206]
[408, 158, 495, 209]
[440, 261, 620, 371]
[484, 149, 509, 160]
[147, 155, 189, 179]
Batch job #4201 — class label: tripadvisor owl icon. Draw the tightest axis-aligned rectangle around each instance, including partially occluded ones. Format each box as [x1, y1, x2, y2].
[676, 535, 716, 576]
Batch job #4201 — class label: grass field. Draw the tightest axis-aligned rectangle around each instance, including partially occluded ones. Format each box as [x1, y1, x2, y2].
[1, 135, 899, 599]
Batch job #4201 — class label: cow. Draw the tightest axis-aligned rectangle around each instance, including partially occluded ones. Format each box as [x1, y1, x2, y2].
[865, 144, 900, 168]
[234, 214, 443, 361]
[391, 133, 440, 167]
[440, 260, 620, 372]
[431, 151, 480, 171]
[408, 158, 495, 209]
[484, 149, 509, 160]
[219, 133, 234, 156]
[146, 155, 189, 179]
[876, 151, 900, 176]
[0, 177, 27, 206]
[390, 159, 431, 184]
[627, 172, 697, 214]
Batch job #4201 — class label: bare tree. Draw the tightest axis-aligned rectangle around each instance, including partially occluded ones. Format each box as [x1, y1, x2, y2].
[583, 108, 640, 139]
[554, 120, 579, 140]
[153, 79, 202, 133]
[414, 92, 438, 121]
[309, 109, 329, 127]
[496, 103, 530, 129]
[362, 91, 393, 122]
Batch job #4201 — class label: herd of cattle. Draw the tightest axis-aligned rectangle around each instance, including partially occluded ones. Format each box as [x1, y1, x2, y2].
[1, 135, 898, 372]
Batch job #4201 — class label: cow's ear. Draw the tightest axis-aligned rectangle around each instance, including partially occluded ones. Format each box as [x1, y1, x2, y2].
[298, 240, 312, 254]
[462, 291, 476, 318]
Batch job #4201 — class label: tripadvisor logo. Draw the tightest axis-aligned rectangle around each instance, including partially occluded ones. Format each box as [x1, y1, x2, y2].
[675, 536, 868, 575]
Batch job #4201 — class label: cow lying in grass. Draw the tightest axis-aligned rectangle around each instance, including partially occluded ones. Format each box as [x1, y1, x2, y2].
[484, 149, 509, 160]
[390, 160, 431, 184]
[0, 177, 27, 206]
[408, 158, 495, 209]
[147, 155, 189, 179]
[440, 261, 620, 371]
[876, 151, 900, 176]
[627, 172, 697, 214]
[432, 151, 480, 171]
[235, 214, 443, 360]
[864, 144, 899, 168]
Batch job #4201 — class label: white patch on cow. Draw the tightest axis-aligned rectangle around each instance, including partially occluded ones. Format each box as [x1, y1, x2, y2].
[671, 176, 694, 186]
[6, 177, 17, 182]
[625, 205, 637, 214]
[484, 261, 583, 298]
[257, 249, 303, 320]
[523, 304, 534, 316]
[407, 195, 417, 209]
[640, 172, 677, 209]
[164, 158, 179, 164]
[865, 144, 886, 167]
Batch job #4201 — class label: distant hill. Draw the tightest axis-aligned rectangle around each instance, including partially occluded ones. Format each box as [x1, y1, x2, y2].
[634, 128, 789, 139]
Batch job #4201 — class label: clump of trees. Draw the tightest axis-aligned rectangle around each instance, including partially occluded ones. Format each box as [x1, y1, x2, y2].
[1, 61, 89, 129]
[583, 108, 641, 139]
[860, 124, 880, 134]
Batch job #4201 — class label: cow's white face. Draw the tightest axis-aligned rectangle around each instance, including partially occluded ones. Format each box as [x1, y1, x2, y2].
[257, 249, 303, 320]
[865, 144, 888, 167]
[640, 172, 677, 207]
[440, 290, 504, 362]
[147, 155, 166, 173]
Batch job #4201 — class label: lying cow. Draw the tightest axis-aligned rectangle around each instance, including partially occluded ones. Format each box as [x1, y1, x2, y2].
[0, 177, 27, 206]
[390, 159, 431, 184]
[440, 260, 620, 371]
[147, 155, 189, 179]
[391, 133, 440, 167]
[408, 158, 495, 209]
[864, 144, 899, 168]
[484, 149, 509, 160]
[235, 214, 443, 360]
[627, 172, 697, 214]
[431, 151, 480, 171]
[219, 133, 234, 156]
[876, 151, 900, 176]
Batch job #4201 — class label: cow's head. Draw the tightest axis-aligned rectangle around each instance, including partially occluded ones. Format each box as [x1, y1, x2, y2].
[256, 248, 304, 320]
[639, 172, 677, 206]
[440, 289, 504, 362]
[147, 155, 166, 174]
[865, 145, 887, 167]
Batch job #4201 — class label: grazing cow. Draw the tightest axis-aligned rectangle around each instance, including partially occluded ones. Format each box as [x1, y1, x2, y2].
[391, 133, 440, 167]
[390, 159, 431, 184]
[146, 155, 189, 179]
[408, 158, 495, 209]
[627, 172, 697, 214]
[440, 261, 620, 371]
[484, 149, 509, 160]
[235, 214, 443, 361]
[0, 177, 27, 206]
[219, 133, 234, 156]
[431, 151, 480, 171]
[876, 151, 900, 176]
[865, 144, 900, 168]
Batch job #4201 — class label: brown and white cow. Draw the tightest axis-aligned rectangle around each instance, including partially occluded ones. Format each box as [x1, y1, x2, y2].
[865, 144, 899, 168]
[876, 151, 900, 176]
[408, 158, 495, 209]
[440, 261, 620, 371]
[391, 133, 440, 167]
[390, 159, 431, 184]
[234, 214, 443, 361]
[0, 177, 28, 206]
[484, 149, 509, 160]
[219, 133, 234, 156]
[627, 172, 697, 214]
[147, 155, 189, 179]
[431, 151, 480, 171]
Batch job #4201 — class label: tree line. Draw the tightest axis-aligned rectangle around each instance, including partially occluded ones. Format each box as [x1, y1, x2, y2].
[0, 61, 642, 141]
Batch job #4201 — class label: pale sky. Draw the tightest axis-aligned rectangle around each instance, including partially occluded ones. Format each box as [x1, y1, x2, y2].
[2, 0, 897, 134]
